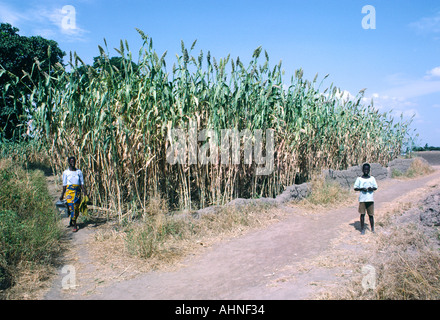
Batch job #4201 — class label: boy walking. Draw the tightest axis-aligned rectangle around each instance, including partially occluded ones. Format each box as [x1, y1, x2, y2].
[354, 163, 378, 235]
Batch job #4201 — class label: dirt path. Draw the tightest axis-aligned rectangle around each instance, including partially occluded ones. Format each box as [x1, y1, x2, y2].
[44, 167, 440, 300]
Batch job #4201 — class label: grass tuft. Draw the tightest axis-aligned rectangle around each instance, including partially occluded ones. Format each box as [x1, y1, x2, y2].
[295, 175, 354, 211]
[392, 157, 434, 179]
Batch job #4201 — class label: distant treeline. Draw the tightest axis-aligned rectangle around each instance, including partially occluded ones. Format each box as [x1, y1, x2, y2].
[413, 144, 440, 151]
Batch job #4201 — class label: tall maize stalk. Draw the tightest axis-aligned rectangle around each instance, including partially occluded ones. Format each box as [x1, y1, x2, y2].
[1, 30, 413, 215]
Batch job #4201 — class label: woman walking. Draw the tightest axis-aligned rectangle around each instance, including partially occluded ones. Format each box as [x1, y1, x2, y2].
[60, 156, 87, 232]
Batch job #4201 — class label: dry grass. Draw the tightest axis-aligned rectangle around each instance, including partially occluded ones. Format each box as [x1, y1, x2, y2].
[293, 175, 356, 212]
[372, 225, 440, 299]
[392, 157, 435, 179]
[405, 158, 435, 177]
[88, 201, 284, 275]
[1, 261, 58, 300]
[324, 224, 440, 300]
[316, 178, 440, 300]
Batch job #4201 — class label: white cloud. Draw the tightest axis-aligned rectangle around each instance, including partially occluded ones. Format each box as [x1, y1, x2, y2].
[36, 6, 89, 42]
[0, 2, 88, 42]
[374, 68, 440, 101]
[367, 93, 415, 109]
[364, 68, 440, 141]
[426, 66, 440, 78]
[366, 94, 420, 125]
[410, 11, 440, 35]
[0, 3, 26, 26]
[381, 80, 440, 100]
[334, 89, 355, 101]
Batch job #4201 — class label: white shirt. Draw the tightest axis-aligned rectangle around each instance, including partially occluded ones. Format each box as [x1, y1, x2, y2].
[354, 176, 377, 202]
[62, 169, 84, 186]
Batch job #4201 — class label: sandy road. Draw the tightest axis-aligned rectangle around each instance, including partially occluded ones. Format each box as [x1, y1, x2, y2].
[44, 164, 440, 300]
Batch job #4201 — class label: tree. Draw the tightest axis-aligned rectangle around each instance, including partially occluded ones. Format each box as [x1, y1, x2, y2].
[0, 23, 65, 140]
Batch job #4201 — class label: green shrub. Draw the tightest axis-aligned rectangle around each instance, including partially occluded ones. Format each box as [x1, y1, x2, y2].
[0, 158, 62, 293]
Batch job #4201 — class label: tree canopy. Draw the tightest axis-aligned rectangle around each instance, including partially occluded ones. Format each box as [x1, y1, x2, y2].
[0, 23, 65, 140]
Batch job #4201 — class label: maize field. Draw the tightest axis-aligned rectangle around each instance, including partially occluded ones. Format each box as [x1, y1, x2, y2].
[1, 30, 412, 216]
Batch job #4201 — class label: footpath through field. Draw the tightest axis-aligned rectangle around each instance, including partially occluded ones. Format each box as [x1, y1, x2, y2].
[45, 163, 440, 300]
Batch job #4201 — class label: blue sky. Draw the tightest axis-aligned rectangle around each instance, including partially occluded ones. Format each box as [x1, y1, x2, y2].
[1, 0, 440, 146]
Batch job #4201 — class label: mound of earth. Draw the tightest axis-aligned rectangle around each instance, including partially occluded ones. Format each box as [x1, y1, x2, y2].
[420, 191, 440, 227]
